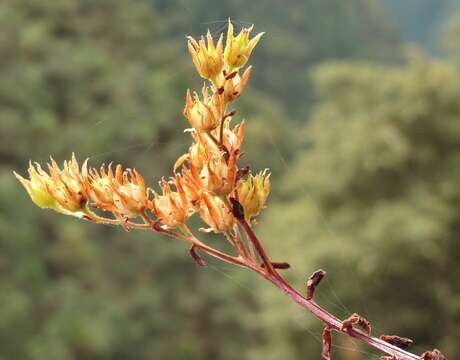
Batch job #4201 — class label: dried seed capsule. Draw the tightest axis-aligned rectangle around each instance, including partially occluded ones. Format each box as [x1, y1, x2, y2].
[236, 169, 270, 220]
[224, 20, 263, 70]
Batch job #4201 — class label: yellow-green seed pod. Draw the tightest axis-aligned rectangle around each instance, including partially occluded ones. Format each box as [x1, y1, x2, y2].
[224, 20, 264, 70]
[237, 170, 270, 220]
[14, 166, 60, 210]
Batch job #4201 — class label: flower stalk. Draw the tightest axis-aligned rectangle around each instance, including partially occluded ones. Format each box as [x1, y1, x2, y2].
[14, 21, 447, 360]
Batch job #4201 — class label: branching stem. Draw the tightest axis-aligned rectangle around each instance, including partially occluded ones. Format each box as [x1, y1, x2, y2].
[239, 218, 276, 274]
[89, 197, 424, 359]
[238, 220, 420, 360]
[263, 272, 420, 360]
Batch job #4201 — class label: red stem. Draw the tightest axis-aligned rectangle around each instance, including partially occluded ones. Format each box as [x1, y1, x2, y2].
[147, 218, 247, 269]
[194, 240, 248, 268]
[239, 220, 421, 360]
[264, 272, 420, 360]
[239, 218, 276, 274]
[146, 218, 424, 359]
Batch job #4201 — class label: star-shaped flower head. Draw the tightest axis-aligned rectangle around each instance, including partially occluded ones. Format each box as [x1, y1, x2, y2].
[14, 154, 90, 218]
[224, 20, 264, 71]
[187, 31, 224, 80]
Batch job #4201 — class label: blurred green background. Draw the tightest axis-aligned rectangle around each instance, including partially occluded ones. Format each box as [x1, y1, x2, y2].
[1, 0, 460, 359]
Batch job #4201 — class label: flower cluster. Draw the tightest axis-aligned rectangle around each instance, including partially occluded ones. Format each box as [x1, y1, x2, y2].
[14, 22, 448, 360]
[15, 21, 269, 236]
[14, 156, 151, 222]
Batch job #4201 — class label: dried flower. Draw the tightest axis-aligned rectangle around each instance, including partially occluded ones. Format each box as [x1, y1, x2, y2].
[187, 31, 224, 80]
[46, 155, 89, 212]
[188, 135, 210, 168]
[14, 163, 62, 211]
[199, 193, 234, 233]
[174, 132, 218, 172]
[200, 150, 237, 196]
[150, 177, 188, 228]
[222, 66, 251, 103]
[341, 313, 372, 336]
[420, 349, 447, 360]
[112, 167, 149, 218]
[221, 120, 245, 154]
[13, 22, 443, 360]
[379, 335, 413, 350]
[88, 163, 149, 218]
[87, 163, 117, 211]
[236, 169, 270, 220]
[184, 86, 224, 132]
[224, 21, 263, 70]
[178, 165, 202, 208]
[14, 154, 90, 217]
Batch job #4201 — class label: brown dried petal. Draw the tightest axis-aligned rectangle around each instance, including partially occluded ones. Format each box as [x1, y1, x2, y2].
[421, 349, 447, 360]
[306, 269, 326, 300]
[322, 326, 332, 360]
[341, 313, 371, 336]
[379, 335, 413, 350]
[260, 261, 291, 270]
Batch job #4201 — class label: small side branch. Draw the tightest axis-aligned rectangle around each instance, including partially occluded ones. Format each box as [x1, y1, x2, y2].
[230, 197, 276, 274]
[240, 218, 276, 273]
[379, 335, 414, 350]
[322, 325, 332, 360]
[261, 261, 290, 270]
[189, 245, 205, 267]
[342, 313, 372, 336]
[306, 269, 326, 300]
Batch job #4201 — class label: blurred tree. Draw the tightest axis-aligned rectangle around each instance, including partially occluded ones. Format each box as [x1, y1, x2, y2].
[383, 0, 460, 55]
[445, 13, 460, 60]
[258, 49, 460, 358]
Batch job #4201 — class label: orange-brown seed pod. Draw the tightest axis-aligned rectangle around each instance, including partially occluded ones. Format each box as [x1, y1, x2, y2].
[223, 66, 251, 103]
[112, 168, 149, 218]
[199, 193, 234, 233]
[200, 151, 237, 196]
[150, 177, 188, 228]
[224, 21, 263, 70]
[184, 86, 224, 132]
[236, 169, 270, 220]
